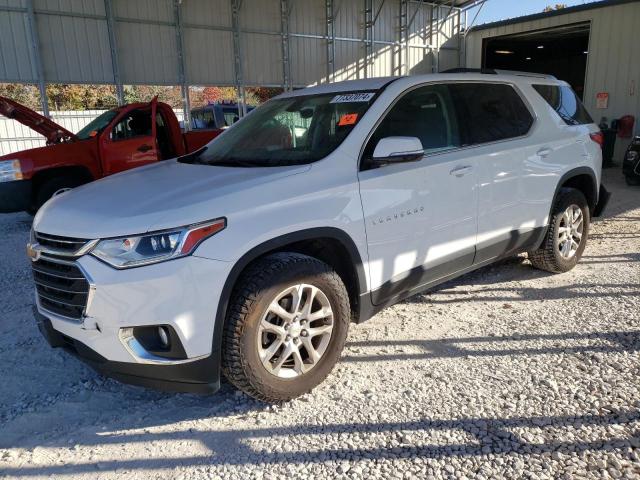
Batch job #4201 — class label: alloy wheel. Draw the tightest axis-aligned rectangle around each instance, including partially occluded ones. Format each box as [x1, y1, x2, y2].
[257, 283, 334, 379]
[557, 204, 583, 259]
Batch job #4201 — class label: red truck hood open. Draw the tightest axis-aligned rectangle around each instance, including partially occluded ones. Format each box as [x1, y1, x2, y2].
[0, 96, 77, 144]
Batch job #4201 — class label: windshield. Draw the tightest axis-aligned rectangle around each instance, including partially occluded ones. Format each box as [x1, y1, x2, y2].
[186, 91, 378, 167]
[76, 110, 118, 140]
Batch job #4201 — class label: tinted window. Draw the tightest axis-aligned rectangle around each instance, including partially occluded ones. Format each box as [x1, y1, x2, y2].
[111, 110, 152, 140]
[191, 109, 216, 129]
[364, 84, 461, 160]
[533, 84, 593, 126]
[222, 107, 242, 127]
[449, 83, 534, 144]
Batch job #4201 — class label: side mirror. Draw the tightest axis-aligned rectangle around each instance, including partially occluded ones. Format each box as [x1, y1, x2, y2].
[371, 136, 424, 165]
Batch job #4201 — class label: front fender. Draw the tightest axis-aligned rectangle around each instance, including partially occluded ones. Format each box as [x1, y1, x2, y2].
[200, 227, 368, 363]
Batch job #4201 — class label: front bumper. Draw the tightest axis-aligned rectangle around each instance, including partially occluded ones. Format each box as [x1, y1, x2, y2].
[0, 179, 32, 213]
[33, 253, 231, 393]
[35, 309, 220, 393]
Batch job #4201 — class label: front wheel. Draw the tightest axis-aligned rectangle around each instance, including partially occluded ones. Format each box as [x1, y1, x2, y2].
[529, 188, 590, 273]
[221, 252, 350, 402]
[625, 175, 640, 186]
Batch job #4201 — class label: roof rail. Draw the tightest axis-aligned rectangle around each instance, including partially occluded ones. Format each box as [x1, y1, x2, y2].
[442, 68, 497, 74]
[493, 69, 557, 79]
[442, 67, 557, 80]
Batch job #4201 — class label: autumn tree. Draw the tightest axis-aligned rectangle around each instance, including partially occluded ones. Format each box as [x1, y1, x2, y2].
[0, 83, 41, 110]
[543, 4, 567, 12]
[0, 82, 280, 113]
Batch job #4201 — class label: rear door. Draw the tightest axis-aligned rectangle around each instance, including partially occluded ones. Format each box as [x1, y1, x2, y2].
[447, 82, 537, 263]
[100, 100, 158, 175]
[358, 83, 478, 306]
[530, 82, 601, 186]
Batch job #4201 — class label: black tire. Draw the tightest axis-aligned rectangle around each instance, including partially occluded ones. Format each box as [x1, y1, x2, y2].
[32, 176, 86, 213]
[529, 188, 590, 273]
[625, 175, 640, 186]
[221, 252, 350, 402]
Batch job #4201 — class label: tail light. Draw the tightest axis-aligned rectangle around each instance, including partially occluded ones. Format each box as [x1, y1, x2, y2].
[589, 131, 604, 149]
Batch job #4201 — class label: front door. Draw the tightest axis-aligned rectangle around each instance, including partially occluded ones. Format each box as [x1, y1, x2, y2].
[358, 83, 478, 306]
[100, 99, 158, 175]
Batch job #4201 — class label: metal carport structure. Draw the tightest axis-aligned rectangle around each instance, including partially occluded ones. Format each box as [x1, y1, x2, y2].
[0, 0, 483, 125]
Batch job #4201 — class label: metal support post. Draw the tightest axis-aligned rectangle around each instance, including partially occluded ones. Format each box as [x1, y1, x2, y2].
[399, 0, 408, 76]
[364, 0, 373, 78]
[431, 5, 438, 72]
[231, 0, 246, 116]
[104, 0, 124, 105]
[325, 0, 335, 82]
[174, 0, 190, 130]
[25, 0, 49, 117]
[280, 0, 292, 91]
[406, 2, 421, 75]
[436, 0, 456, 37]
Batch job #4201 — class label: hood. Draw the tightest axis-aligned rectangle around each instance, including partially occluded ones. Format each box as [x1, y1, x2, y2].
[33, 160, 310, 239]
[0, 96, 77, 144]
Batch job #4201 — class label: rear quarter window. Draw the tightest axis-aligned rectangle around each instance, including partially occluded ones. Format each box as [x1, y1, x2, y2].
[449, 83, 534, 145]
[532, 84, 593, 126]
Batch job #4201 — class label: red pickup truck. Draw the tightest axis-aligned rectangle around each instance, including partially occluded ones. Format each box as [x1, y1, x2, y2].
[0, 97, 222, 213]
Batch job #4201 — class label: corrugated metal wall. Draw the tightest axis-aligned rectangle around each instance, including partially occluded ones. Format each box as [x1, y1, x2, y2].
[465, 1, 640, 139]
[0, 0, 462, 89]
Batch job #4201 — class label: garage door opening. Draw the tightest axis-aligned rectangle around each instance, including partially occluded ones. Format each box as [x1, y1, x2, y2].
[482, 22, 590, 99]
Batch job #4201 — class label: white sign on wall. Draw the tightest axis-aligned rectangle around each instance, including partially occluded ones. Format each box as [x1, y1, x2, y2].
[596, 92, 609, 109]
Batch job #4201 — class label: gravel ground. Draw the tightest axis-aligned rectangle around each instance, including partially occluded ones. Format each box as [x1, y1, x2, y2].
[1, 169, 639, 480]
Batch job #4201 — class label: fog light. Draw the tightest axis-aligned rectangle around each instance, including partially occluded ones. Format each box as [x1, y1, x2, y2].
[158, 326, 170, 347]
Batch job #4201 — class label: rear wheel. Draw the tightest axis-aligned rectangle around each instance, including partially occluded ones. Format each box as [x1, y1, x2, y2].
[625, 175, 640, 186]
[221, 252, 350, 402]
[529, 188, 590, 273]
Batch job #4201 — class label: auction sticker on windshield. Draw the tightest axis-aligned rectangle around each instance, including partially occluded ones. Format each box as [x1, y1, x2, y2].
[338, 113, 359, 126]
[330, 92, 375, 103]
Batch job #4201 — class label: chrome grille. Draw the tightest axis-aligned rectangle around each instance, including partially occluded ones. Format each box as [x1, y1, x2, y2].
[34, 232, 89, 256]
[32, 256, 90, 320]
[31, 231, 95, 321]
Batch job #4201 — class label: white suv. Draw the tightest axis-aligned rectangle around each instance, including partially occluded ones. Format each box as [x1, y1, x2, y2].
[29, 72, 609, 402]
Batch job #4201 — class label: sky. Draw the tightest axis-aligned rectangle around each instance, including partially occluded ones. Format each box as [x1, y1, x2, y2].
[466, 0, 600, 26]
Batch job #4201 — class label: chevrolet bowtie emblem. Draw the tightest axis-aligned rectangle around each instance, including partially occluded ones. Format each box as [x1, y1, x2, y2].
[26, 243, 41, 262]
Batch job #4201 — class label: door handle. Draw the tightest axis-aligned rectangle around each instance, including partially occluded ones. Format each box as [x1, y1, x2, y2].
[537, 147, 552, 157]
[137, 144, 153, 152]
[450, 165, 473, 177]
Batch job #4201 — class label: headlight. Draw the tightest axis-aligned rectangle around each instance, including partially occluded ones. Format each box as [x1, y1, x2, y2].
[626, 151, 639, 162]
[0, 160, 23, 182]
[91, 218, 226, 269]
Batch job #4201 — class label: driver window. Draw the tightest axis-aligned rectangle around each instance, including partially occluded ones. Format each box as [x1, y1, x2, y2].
[363, 84, 460, 161]
[111, 110, 152, 141]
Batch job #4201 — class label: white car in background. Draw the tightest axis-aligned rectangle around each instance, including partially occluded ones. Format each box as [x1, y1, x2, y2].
[28, 71, 609, 402]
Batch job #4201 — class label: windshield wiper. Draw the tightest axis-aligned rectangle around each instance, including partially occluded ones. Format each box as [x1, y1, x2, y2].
[206, 158, 270, 167]
[177, 146, 208, 164]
